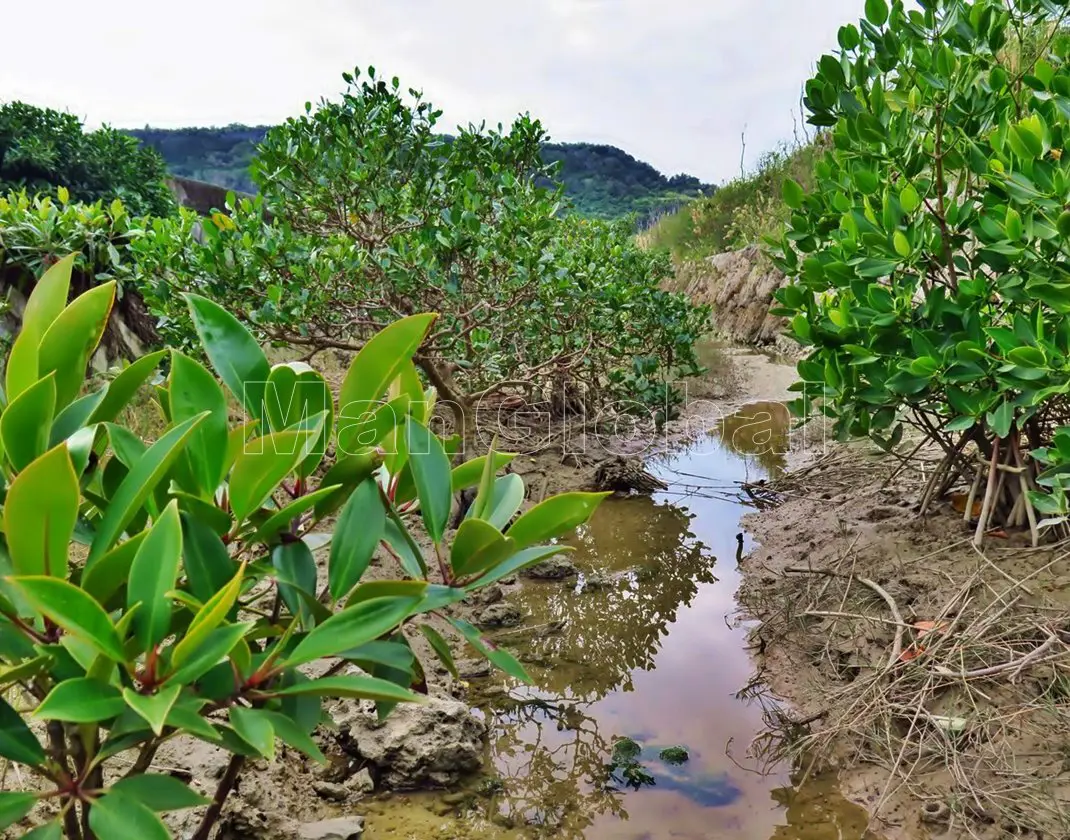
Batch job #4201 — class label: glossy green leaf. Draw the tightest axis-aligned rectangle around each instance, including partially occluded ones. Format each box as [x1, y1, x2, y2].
[783, 178, 804, 209]
[283, 596, 422, 666]
[127, 500, 183, 652]
[464, 545, 571, 589]
[265, 673, 421, 704]
[22, 254, 75, 339]
[38, 280, 116, 410]
[10, 576, 124, 660]
[449, 618, 531, 683]
[266, 364, 335, 476]
[381, 516, 427, 578]
[110, 773, 210, 811]
[502, 492, 607, 552]
[864, 0, 887, 26]
[122, 685, 182, 737]
[4, 443, 78, 577]
[170, 351, 229, 494]
[89, 350, 168, 424]
[180, 512, 236, 604]
[185, 292, 271, 423]
[272, 540, 317, 625]
[86, 412, 208, 569]
[49, 386, 106, 446]
[451, 452, 516, 492]
[88, 791, 170, 840]
[230, 706, 275, 759]
[20, 819, 61, 840]
[171, 563, 245, 669]
[2, 373, 56, 471]
[253, 484, 340, 545]
[34, 678, 124, 723]
[338, 313, 436, 430]
[451, 519, 517, 579]
[313, 450, 385, 518]
[228, 421, 325, 522]
[418, 623, 458, 678]
[329, 477, 386, 600]
[0, 791, 37, 832]
[476, 473, 526, 530]
[0, 695, 46, 767]
[4, 325, 41, 406]
[256, 710, 326, 763]
[987, 400, 1015, 439]
[164, 622, 252, 687]
[405, 418, 452, 544]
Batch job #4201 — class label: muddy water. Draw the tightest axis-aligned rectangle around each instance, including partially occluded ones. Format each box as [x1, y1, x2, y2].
[364, 402, 876, 840]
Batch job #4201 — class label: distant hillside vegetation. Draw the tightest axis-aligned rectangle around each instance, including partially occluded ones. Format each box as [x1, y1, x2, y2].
[127, 126, 710, 219]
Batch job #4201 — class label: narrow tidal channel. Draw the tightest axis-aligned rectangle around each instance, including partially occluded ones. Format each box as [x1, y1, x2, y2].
[365, 402, 876, 839]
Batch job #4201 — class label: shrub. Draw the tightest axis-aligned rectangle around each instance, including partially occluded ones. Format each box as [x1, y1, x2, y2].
[769, 0, 1070, 542]
[0, 103, 174, 217]
[126, 69, 710, 431]
[0, 256, 606, 839]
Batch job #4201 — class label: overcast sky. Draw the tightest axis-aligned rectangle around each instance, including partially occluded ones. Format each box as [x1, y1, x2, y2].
[3, 0, 864, 183]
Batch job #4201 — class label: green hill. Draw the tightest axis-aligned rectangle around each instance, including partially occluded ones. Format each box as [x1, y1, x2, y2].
[126, 126, 710, 220]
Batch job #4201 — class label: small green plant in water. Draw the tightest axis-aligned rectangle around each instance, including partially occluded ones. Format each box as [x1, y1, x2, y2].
[0, 256, 608, 839]
[659, 746, 690, 765]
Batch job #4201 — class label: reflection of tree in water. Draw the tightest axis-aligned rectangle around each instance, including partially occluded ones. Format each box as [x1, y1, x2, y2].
[715, 401, 790, 478]
[504, 496, 714, 701]
[465, 497, 717, 836]
[479, 697, 627, 838]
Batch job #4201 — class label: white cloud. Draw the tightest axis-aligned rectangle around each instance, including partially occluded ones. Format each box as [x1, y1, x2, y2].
[1, 0, 865, 182]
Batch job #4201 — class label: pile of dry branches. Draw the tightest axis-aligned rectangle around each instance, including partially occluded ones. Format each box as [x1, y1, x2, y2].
[748, 538, 1070, 838]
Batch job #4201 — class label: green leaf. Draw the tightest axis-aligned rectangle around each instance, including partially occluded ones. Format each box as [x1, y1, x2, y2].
[338, 313, 437, 431]
[127, 500, 183, 653]
[38, 281, 116, 410]
[35, 678, 124, 723]
[1005, 207, 1023, 241]
[0, 696, 46, 767]
[893, 231, 911, 258]
[86, 412, 208, 569]
[255, 710, 326, 763]
[230, 706, 275, 759]
[171, 563, 245, 669]
[418, 623, 458, 679]
[228, 422, 325, 522]
[265, 364, 335, 477]
[180, 512, 236, 604]
[3, 443, 78, 577]
[381, 516, 427, 579]
[164, 622, 252, 687]
[329, 478, 386, 601]
[265, 673, 421, 704]
[89, 350, 168, 424]
[185, 293, 271, 423]
[313, 450, 385, 518]
[283, 596, 422, 667]
[122, 685, 182, 737]
[864, 0, 888, 26]
[4, 326, 41, 406]
[110, 773, 210, 811]
[449, 618, 531, 683]
[88, 791, 170, 840]
[782, 179, 804, 209]
[272, 540, 317, 625]
[479, 473, 526, 530]
[11, 577, 124, 661]
[170, 351, 229, 495]
[451, 453, 516, 492]
[253, 485, 341, 545]
[899, 184, 921, 214]
[987, 400, 1015, 439]
[505, 492, 608, 548]
[20, 820, 61, 840]
[471, 438, 501, 520]
[2, 373, 57, 471]
[0, 791, 37, 832]
[451, 519, 517, 579]
[464, 545, 572, 589]
[23, 254, 75, 339]
[405, 417, 452, 544]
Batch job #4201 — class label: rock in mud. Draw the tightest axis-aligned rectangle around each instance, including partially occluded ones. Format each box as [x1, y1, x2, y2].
[345, 768, 375, 795]
[522, 555, 578, 580]
[457, 658, 493, 679]
[297, 816, 365, 840]
[339, 698, 487, 790]
[312, 780, 349, 801]
[476, 602, 523, 628]
[593, 456, 668, 494]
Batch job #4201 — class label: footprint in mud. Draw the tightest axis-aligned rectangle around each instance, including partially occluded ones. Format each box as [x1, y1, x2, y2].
[605, 737, 743, 807]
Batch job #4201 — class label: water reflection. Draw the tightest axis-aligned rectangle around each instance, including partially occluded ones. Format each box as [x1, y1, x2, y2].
[365, 403, 876, 839]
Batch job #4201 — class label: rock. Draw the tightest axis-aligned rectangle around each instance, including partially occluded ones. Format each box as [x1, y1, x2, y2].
[297, 817, 365, 840]
[340, 697, 487, 790]
[479, 585, 504, 606]
[476, 602, 523, 628]
[312, 780, 349, 801]
[345, 768, 375, 795]
[457, 658, 493, 679]
[593, 457, 668, 494]
[522, 556, 578, 580]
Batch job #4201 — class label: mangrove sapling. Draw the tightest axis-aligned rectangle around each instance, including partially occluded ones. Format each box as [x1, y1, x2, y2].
[769, 0, 1070, 542]
[0, 255, 608, 839]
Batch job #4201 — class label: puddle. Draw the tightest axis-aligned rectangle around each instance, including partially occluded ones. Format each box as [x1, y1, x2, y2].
[363, 404, 878, 839]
